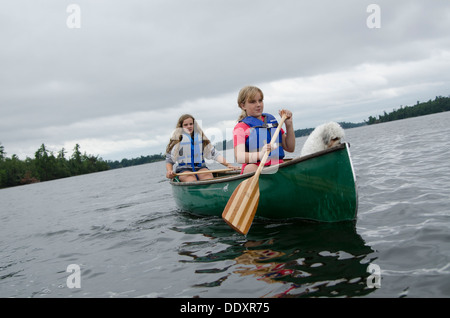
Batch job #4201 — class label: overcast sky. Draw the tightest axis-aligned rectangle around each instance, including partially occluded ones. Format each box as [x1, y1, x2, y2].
[1, 0, 450, 161]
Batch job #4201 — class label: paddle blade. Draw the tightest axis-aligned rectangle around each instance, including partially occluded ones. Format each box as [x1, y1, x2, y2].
[222, 177, 260, 235]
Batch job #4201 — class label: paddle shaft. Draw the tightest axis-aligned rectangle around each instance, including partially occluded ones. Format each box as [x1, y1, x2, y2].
[174, 168, 233, 177]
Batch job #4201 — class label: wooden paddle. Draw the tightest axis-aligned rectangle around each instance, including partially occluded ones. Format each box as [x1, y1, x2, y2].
[174, 168, 234, 177]
[222, 113, 287, 235]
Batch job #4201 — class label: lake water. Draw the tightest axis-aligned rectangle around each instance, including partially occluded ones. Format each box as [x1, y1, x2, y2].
[1, 112, 449, 299]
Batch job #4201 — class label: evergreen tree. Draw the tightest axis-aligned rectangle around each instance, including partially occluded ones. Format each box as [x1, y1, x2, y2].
[70, 144, 83, 175]
[56, 148, 71, 178]
[34, 143, 58, 181]
[0, 143, 5, 161]
[0, 143, 7, 187]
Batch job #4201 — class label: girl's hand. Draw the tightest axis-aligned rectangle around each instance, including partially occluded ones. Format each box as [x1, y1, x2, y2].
[279, 109, 293, 122]
[166, 170, 176, 179]
[227, 164, 240, 171]
[260, 143, 278, 159]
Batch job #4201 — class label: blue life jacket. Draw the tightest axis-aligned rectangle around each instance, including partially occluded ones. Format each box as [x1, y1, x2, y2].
[240, 113, 285, 161]
[177, 132, 205, 171]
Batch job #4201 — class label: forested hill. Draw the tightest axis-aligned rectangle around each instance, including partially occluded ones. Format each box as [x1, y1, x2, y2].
[365, 95, 450, 124]
[0, 142, 165, 188]
[106, 154, 165, 169]
[0, 143, 110, 189]
[293, 122, 366, 137]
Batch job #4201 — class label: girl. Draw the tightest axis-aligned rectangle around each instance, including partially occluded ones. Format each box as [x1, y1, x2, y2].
[233, 86, 295, 174]
[165, 114, 238, 182]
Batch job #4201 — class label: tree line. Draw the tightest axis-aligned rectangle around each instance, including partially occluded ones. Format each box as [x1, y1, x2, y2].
[105, 154, 165, 169]
[293, 121, 366, 138]
[0, 143, 109, 189]
[0, 142, 167, 189]
[365, 95, 450, 124]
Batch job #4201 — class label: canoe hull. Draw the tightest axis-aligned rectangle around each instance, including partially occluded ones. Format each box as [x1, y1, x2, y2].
[170, 143, 357, 222]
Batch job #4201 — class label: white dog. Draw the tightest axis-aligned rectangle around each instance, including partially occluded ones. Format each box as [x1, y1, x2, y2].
[301, 122, 345, 156]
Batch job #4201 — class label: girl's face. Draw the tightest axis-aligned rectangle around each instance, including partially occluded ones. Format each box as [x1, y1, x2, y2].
[182, 117, 194, 134]
[240, 92, 264, 119]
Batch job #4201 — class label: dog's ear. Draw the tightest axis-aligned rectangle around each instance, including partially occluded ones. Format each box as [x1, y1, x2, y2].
[322, 133, 331, 145]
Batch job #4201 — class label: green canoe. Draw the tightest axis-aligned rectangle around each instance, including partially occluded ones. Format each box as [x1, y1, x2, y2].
[170, 143, 358, 222]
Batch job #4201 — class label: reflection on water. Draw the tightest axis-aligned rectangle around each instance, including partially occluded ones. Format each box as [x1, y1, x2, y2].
[173, 214, 376, 298]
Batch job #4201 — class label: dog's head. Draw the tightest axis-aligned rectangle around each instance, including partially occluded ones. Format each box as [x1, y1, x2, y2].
[320, 122, 345, 148]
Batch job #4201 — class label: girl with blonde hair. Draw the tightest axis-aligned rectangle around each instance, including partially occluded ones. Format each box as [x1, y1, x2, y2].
[233, 86, 296, 174]
[165, 114, 238, 182]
